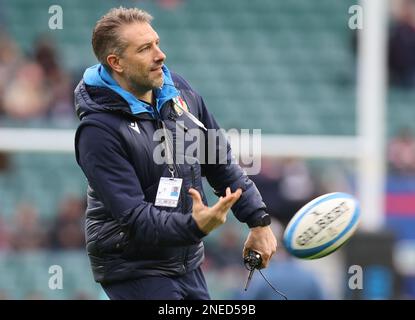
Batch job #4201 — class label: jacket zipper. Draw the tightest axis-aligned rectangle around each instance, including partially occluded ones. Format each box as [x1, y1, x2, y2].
[181, 171, 189, 272]
[180, 174, 187, 214]
[182, 165, 198, 270]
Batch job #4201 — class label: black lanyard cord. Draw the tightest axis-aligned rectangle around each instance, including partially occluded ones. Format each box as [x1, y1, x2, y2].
[244, 251, 288, 300]
[258, 269, 288, 300]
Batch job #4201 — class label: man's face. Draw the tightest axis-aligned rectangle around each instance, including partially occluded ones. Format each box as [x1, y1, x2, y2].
[117, 22, 166, 93]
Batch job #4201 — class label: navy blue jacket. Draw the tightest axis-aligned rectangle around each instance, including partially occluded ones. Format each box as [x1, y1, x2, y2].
[74, 65, 267, 284]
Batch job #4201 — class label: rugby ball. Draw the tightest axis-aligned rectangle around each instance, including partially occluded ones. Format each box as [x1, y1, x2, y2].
[283, 192, 360, 259]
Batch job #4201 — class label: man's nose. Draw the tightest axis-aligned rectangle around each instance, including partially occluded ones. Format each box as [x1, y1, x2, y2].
[155, 46, 166, 62]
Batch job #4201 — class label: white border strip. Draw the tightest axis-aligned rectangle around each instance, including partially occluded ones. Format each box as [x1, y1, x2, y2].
[0, 128, 360, 159]
[0, 128, 75, 153]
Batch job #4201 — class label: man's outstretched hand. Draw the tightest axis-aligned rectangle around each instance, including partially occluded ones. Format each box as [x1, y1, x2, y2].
[189, 187, 242, 235]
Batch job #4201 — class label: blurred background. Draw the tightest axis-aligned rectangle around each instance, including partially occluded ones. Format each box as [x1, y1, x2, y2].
[0, 0, 415, 299]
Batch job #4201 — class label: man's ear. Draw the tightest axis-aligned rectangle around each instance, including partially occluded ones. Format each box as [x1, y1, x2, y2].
[106, 54, 123, 73]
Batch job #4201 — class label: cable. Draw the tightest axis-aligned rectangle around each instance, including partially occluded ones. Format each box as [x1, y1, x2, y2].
[258, 269, 288, 300]
[244, 251, 288, 300]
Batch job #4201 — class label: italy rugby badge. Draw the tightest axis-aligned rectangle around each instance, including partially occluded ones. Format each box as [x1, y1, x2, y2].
[172, 96, 189, 116]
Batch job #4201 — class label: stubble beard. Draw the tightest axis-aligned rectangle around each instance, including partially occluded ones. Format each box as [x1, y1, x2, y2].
[126, 69, 164, 95]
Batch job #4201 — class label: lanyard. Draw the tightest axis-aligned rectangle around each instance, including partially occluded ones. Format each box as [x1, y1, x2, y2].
[156, 97, 207, 178]
[161, 121, 175, 178]
[151, 101, 176, 178]
[174, 100, 207, 131]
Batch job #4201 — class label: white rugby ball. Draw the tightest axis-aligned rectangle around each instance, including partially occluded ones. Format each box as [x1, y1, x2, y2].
[283, 192, 360, 259]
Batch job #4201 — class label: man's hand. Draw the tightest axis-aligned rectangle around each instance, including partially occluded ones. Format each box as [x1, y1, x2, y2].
[243, 225, 277, 268]
[189, 187, 242, 235]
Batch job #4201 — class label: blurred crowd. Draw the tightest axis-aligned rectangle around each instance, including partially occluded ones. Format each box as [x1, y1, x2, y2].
[0, 195, 85, 252]
[0, 30, 74, 121]
[388, 127, 415, 175]
[389, 0, 415, 87]
[0, 195, 91, 299]
[350, 0, 415, 88]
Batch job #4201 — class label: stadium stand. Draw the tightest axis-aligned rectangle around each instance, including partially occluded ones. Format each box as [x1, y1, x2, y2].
[2, 0, 415, 135]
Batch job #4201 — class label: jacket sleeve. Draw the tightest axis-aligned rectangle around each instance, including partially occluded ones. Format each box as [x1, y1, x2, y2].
[75, 123, 206, 247]
[197, 95, 267, 227]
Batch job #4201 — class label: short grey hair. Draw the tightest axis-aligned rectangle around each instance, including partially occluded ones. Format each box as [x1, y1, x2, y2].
[92, 7, 153, 69]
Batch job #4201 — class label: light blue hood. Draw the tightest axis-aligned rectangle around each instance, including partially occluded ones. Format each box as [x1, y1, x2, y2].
[83, 63, 179, 116]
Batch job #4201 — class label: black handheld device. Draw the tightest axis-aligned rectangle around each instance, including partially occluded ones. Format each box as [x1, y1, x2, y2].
[243, 250, 262, 291]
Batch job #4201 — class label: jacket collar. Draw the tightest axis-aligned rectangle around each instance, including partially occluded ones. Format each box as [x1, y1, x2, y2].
[83, 63, 179, 117]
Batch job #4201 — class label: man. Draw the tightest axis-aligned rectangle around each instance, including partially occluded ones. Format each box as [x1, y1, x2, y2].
[74, 7, 277, 300]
